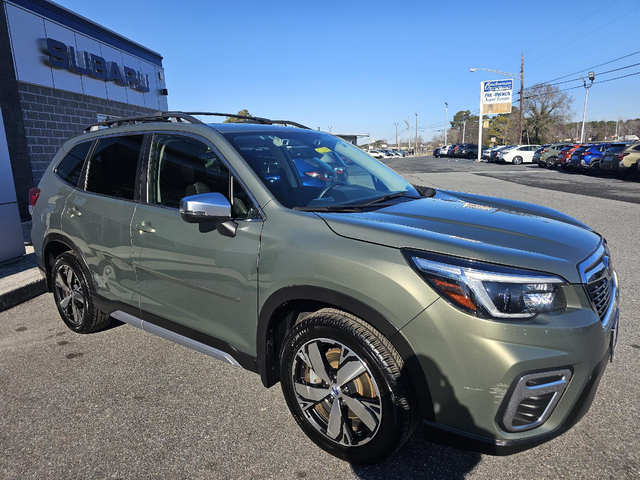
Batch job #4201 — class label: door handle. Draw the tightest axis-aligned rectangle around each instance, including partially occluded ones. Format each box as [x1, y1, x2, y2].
[69, 206, 81, 217]
[135, 221, 156, 234]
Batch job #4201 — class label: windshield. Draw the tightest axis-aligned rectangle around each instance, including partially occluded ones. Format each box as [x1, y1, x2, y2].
[221, 130, 419, 209]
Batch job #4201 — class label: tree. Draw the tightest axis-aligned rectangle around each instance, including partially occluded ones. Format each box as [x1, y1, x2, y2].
[450, 110, 479, 137]
[224, 109, 252, 123]
[523, 84, 573, 144]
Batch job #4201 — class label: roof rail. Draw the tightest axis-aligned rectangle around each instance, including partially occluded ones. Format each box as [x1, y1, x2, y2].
[83, 111, 310, 133]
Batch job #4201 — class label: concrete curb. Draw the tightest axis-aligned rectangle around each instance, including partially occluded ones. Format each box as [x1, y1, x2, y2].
[0, 279, 48, 312]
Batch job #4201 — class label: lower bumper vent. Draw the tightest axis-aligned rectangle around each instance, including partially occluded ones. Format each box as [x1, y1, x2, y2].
[502, 369, 572, 432]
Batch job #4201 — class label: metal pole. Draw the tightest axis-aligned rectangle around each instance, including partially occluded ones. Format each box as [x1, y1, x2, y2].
[444, 103, 448, 145]
[519, 53, 524, 145]
[406, 118, 411, 153]
[462, 121, 466, 143]
[394, 123, 399, 148]
[580, 86, 590, 143]
[415, 113, 418, 156]
[477, 81, 483, 162]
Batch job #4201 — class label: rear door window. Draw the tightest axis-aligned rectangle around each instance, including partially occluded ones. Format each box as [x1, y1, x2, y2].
[85, 135, 144, 200]
[55, 141, 92, 187]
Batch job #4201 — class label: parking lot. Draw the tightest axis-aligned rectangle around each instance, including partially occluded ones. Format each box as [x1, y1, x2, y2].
[1, 156, 639, 480]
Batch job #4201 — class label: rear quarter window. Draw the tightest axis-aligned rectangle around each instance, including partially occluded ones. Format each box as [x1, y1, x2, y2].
[55, 142, 92, 187]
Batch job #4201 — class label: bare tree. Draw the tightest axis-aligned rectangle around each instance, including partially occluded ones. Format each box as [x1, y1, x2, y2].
[523, 84, 573, 144]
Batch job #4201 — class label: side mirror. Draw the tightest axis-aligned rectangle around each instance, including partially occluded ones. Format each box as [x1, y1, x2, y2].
[180, 192, 237, 237]
[180, 192, 231, 223]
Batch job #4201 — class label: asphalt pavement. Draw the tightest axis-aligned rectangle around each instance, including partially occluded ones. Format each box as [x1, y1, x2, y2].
[1, 156, 639, 479]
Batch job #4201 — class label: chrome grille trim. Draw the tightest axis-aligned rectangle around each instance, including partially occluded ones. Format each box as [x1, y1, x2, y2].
[578, 241, 617, 329]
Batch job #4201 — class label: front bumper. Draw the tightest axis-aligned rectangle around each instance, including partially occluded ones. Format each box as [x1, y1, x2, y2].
[400, 279, 618, 454]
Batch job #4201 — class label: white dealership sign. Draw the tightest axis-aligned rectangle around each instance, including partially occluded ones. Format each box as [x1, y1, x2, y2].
[481, 79, 513, 114]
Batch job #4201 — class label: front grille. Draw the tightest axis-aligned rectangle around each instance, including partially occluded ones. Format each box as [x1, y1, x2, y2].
[579, 242, 615, 325]
[587, 277, 613, 321]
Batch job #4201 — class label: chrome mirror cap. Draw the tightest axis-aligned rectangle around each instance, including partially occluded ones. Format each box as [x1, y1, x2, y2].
[179, 192, 231, 224]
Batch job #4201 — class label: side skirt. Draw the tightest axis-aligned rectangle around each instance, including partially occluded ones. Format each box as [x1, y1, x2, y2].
[111, 310, 241, 368]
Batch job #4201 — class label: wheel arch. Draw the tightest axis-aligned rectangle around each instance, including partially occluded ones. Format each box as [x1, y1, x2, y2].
[257, 285, 435, 421]
[42, 233, 89, 292]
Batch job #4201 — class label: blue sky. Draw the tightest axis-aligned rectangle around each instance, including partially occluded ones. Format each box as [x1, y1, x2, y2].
[56, 0, 640, 143]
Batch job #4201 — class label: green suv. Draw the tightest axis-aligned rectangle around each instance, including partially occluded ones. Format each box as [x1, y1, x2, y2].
[30, 112, 619, 464]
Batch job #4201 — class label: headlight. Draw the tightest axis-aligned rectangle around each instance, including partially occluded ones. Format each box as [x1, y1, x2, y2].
[404, 250, 567, 319]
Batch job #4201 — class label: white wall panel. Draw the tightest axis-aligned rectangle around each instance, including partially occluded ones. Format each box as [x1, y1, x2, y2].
[120, 53, 145, 107]
[5, 4, 53, 87]
[43, 20, 83, 95]
[100, 43, 128, 104]
[74, 32, 108, 99]
[139, 60, 160, 110]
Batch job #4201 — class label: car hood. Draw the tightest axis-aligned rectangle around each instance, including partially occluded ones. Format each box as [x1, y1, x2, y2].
[318, 190, 600, 282]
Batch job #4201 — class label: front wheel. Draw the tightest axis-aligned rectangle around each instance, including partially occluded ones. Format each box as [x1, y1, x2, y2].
[279, 309, 415, 464]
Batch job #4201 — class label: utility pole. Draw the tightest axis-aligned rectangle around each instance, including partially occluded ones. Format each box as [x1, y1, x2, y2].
[415, 113, 418, 155]
[579, 72, 595, 143]
[444, 102, 448, 145]
[327, 126, 332, 133]
[519, 53, 524, 145]
[462, 120, 466, 143]
[394, 122, 399, 148]
[405, 118, 411, 153]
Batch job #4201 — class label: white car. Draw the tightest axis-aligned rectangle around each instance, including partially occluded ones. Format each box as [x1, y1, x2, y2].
[499, 145, 541, 164]
[368, 149, 384, 159]
[439, 145, 452, 157]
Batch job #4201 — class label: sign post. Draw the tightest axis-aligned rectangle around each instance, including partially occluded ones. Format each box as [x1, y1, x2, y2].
[477, 79, 513, 162]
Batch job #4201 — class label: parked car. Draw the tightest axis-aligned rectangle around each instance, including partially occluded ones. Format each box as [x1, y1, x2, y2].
[29, 111, 619, 464]
[368, 149, 384, 159]
[439, 145, 452, 157]
[534, 143, 574, 168]
[599, 142, 640, 178]
[433, 147, 441, 158]
[567, 144, 611, 173]
[498, 145, 540, 164]
[460, 144, 479, 159]
[489, 145, 515, 163]
[557, 144, 582, 169]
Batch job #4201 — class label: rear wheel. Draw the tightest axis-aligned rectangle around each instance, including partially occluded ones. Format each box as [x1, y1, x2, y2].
[512, 156, 523, 165]
[52, 252, 111, 333]
[546, 157, 557, 169]
[279, 309, 415, 464]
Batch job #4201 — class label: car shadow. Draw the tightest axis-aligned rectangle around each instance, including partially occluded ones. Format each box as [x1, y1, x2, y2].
[351, 354, 486, 479]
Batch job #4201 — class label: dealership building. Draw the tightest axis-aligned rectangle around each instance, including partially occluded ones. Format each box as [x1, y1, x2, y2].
[0, 0, 168, 261]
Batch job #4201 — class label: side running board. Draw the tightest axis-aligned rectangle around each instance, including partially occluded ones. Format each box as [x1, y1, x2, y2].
[110, 310, 241, 368]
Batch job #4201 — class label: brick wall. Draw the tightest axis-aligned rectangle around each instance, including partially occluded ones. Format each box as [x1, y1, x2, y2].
[18, 82, 156, 184]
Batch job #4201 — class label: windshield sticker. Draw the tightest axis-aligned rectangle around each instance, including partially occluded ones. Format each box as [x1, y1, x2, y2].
[315, 147, 331, 154]
[273, 137, 284, 147]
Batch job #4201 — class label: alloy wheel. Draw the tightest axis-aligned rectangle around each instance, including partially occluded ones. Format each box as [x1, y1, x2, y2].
[54, 264, 85, 326]
[291, 338, 383, 447]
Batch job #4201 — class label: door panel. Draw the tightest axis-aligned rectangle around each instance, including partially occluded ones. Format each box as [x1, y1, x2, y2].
[131, 204, 261, 354]
[63, 190, 139, 306]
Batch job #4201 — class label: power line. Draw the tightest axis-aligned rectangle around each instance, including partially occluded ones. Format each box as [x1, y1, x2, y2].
[521, 71, 640, 101]
[544, 50, 640, 84]
[494, 0, 621, 72]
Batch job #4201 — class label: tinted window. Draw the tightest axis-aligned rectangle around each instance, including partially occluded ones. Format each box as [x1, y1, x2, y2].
[148, 134, 255, 219]
[55, 142, 92, 187]
[86, 135, 143, 200]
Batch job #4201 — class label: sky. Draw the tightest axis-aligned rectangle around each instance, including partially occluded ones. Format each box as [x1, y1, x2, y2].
[55, 0, 640, 144]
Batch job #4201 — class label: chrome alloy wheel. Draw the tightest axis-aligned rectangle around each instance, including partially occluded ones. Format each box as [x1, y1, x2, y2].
[291, 338, 382, 447]
[54, 264, 85, 326]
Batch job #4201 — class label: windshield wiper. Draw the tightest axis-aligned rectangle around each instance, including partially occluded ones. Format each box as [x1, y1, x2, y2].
[354, 191, 421, 207]
[293, 205, 363, 212]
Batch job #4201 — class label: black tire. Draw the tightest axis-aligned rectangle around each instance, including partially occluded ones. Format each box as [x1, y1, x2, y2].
[512, 156, 523, 165]
[279, 308, 415, 464]
[546, 157, 557, 169]
[635, 162, 640, 181]
[52, 252, 111, 333]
